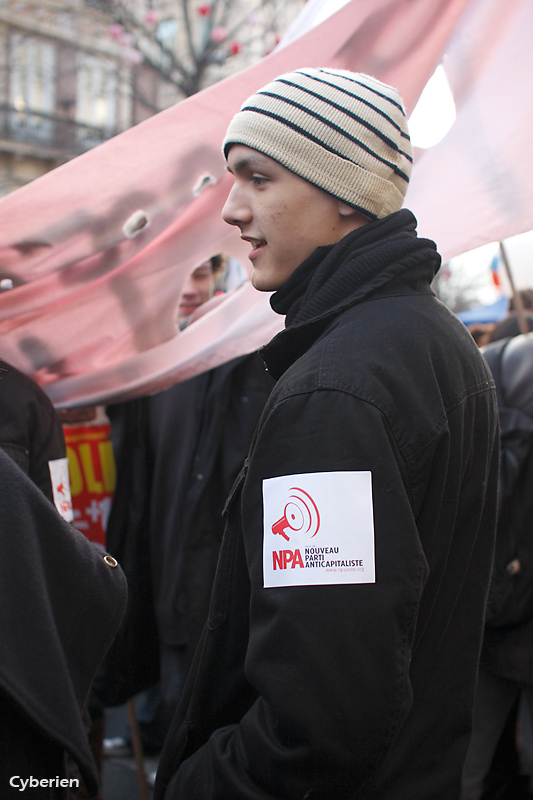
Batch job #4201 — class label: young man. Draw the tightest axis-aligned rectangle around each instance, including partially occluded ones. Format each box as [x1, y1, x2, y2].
[154, 68, 499, 799]
[99, 253, 272, 761]
[176, 254, 225, 327]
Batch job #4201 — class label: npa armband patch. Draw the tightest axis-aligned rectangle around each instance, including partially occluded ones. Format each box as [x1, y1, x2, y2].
[262, 471, 375, 588]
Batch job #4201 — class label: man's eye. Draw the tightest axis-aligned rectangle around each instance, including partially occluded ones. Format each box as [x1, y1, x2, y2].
[251, 175, 267, 185]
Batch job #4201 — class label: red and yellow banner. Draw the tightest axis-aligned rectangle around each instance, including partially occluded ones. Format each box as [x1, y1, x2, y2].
[63, 422, 116, 546]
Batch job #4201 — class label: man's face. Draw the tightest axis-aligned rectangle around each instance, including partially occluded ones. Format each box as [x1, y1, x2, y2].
[177, 260, 216, 323]
[223, 145, 363, 292]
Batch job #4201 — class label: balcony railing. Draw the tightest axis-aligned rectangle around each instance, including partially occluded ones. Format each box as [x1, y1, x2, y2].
[0, 105, 118, 157]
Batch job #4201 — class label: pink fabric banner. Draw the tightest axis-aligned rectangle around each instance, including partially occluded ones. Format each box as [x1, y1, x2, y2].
[0, 0, 529, 407]
[406, 0, 533, 256]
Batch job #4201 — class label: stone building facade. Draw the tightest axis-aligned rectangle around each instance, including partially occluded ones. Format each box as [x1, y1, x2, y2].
[0, 0, 304, 197]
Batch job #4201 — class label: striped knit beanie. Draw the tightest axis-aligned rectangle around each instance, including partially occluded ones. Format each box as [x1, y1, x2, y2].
[223, 67, 412, 220]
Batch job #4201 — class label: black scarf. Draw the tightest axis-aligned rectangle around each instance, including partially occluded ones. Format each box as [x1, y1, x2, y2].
[262, 209, 441, 378]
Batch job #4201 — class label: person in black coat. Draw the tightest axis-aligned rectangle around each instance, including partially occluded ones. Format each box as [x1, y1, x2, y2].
[154, 68, 499, 800]
[0, 447, 127, 799]
[96, 257, 274, 756]
[462, 328, 533, 800]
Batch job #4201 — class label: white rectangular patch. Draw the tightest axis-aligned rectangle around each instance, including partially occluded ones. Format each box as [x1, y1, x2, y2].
[49, 457, 74, 522]
[263, 471, 375, 588]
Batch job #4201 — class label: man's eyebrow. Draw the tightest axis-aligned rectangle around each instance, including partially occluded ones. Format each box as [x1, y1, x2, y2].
[227, 157, 250, 174]
[227, 155, 268, 174]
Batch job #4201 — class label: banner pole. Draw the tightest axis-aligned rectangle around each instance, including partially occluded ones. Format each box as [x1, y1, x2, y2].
[499, 241, 529, 334]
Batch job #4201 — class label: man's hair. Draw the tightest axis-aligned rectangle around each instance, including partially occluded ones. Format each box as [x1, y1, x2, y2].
[223, 67, 412, 220]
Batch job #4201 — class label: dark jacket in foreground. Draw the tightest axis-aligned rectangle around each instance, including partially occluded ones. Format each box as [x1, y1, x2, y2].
[0, 447, 127, 799]
[155, 210, 499, 800]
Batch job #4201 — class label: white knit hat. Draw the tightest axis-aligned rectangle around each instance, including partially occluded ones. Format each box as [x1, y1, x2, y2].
[223, 67, 413, 220]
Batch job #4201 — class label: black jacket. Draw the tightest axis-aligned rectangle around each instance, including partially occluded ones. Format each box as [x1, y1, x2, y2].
[480, 332, 533, 683]
[0, 360, 67, 503]
[0, 447, 127, 799]
[95, 354, 273, 706]
[155, 211, 499, 800]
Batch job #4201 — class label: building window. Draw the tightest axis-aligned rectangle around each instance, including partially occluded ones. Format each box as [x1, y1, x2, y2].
[76, 55, 117, 144]
[10, 34, 56, 141]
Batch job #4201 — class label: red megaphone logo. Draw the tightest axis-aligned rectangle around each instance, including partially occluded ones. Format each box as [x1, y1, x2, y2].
[272, 487, 320, 542]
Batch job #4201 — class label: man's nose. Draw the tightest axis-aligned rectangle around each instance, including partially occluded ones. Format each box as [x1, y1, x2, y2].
[180, 280, 195, 298]
[222, 184, 251, 228]
[180, 275, 198, 300]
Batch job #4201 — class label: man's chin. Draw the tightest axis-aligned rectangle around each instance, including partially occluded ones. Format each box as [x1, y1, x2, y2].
[251, 269, 279, 293]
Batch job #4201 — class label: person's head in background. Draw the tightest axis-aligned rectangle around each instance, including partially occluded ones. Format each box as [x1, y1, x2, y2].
[487, 311, 533, 344]
[177, 254, 227, 327]
[467, 323, 496, 348]
[466, 290, 533, 347]
[508, 289, 533, 313]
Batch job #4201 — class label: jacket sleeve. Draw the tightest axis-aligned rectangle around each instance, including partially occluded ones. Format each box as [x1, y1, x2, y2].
[165, 389, 429, 799]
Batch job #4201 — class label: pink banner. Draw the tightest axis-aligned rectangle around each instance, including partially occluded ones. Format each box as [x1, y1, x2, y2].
[0, 0, 530, 407]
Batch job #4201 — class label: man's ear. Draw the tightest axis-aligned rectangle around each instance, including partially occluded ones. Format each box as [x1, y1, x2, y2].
[337, 201, 368, 227]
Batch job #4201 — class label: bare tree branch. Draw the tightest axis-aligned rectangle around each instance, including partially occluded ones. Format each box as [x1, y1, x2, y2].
[107, 0, 302, 100]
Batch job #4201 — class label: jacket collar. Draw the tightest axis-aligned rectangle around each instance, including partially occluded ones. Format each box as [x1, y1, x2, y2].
[261, 209, 441, 380]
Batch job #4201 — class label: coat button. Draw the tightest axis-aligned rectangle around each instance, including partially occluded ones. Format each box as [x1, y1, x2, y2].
[104, 555, 118, 568]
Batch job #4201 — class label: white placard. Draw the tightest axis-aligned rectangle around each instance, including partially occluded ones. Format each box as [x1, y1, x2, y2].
[263, 471, 375, 588]
[48, 457, 74, 522]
